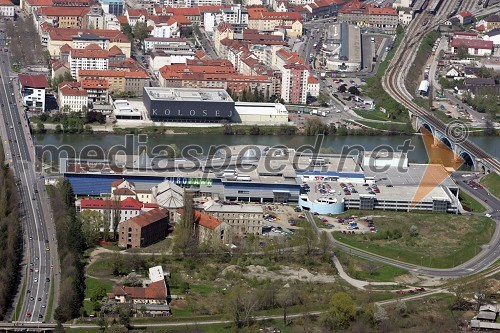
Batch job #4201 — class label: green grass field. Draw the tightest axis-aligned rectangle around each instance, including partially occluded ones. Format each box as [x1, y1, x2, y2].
[354, 109, 391, 121]
[459, 191, 487, 213]
[356, 120, 411, 133]
[480, 172, 500, 198]
[332, 210, 495, 268]
[337, 251, 408, 282]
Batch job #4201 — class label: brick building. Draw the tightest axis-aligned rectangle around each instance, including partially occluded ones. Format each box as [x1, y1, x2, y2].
[118, 207, 169, 248]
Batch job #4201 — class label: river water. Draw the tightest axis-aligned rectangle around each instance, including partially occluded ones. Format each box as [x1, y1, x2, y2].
[34, 133, 500, 163]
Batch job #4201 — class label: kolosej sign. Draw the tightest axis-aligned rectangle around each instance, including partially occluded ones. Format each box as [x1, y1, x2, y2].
[151, 108, 233, 117]
[166, 177, 213, 186]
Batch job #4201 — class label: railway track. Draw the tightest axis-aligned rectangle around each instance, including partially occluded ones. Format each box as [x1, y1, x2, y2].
[383, 0, 500, 172]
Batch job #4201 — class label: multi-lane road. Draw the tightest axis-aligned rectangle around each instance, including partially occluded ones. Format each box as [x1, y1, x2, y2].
[0, 28, 56, 323]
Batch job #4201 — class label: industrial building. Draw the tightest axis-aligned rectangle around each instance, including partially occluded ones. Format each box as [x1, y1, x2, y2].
[59, 146, 460, 214]
[324, 23, 362, 72]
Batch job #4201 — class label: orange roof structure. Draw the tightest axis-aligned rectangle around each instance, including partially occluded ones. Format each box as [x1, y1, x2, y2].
[37, 6, 89, 17]
[125, 208, 168, 228]
[48, 28, 129, 43]
[78, 69, 150, 79]
[81, 78, 109, 89]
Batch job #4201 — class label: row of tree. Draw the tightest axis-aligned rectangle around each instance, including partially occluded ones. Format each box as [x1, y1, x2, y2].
[0, 144, 21, 320]
[50, 180, 87, 322]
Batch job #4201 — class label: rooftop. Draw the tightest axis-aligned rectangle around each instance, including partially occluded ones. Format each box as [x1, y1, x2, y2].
[18, 74, 48, 89]
[144, 87, 233, 103]
[126, 207, 168, 228]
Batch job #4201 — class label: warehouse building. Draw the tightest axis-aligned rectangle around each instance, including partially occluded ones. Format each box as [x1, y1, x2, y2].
[232, 102, 289, 124]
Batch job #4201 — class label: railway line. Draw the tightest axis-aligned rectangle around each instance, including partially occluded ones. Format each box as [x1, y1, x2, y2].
[383, 0, 500, 172]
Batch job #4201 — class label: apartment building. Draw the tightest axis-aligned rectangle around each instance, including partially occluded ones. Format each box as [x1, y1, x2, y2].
[203, 4, 249, 33]
[68, 44, 111, 78]
[248, 10, 302, 36]
[213, 22, 234, 55]
[338, 1, 398, 32]
[0, 0, 15, 17]
[18, 74, 48, 111]
[81, 78, 109, 104]
[58, 81, 88, 112]
[281, 63, 308, 104]
[124, 8, 147, 27]
[21, 0, 53, 15]
[202, 201, 263, 235]
[46, 28, 131, 57]
[34, 6, 90, 29]
[76, 197, 159, 231]
[77, 69, 150, 96]
[144, 37, 189, 52]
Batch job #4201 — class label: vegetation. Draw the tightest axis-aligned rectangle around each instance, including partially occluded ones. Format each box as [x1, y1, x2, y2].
[463, 87, 500, 119]
[356, 120, 414, 134]
[458, 191, 486, 213]
[48, 180, 87, 322]
[331, 210, 495, 268]
[0, 143, 21, 320]
[337, 252, 409, 282]
[480, 172, 500, 198]
[405, 30, 440, 97]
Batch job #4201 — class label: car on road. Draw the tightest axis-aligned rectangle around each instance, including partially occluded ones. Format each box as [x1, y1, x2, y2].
[415, 287, 425, 291]
[29, 296, 34, 301]
[27, 289, 30, 293]
[34, 278, 38, 283]
[38, 314, 43, 319]
[26, 312, 31, 317]
[41, 304, 46, 308]
[38, 297, 42, 301]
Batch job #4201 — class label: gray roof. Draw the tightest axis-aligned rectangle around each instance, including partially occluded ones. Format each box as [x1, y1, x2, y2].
[476, 311, 498, 321]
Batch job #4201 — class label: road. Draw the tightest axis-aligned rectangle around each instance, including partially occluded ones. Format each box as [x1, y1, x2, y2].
[0, 27, 58, 323]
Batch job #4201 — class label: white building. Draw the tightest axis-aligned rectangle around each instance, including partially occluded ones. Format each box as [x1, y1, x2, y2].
[0, 0, 15, 17]
[144, 37, 188, 52]
[69, 44, 110, 78]
[18, 74, 48, 111]
[280, 64, 309, 104]
[58, 82, 88, 112]
[233, 102, 289, 124]
[203, 5, 249, 33]
[149, 49, 195, 72]
[398, 10, 413, 25]
[152, 18, 179, 39]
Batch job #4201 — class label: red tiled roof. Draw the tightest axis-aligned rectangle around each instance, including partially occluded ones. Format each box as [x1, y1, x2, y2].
[81, 78, 109, 89]
[37, 6, 89, 17]
[126, 207, 168, 228]
[60, 43, 72, 53]
[78, 69, 150, 79]
[177, 209, 222, 230]
[171, 15, 190, 25]
[18, 74, 48, 88]
[59, 81, 88, 96]
[52, 60, 69, 71]
[0, 0, 14, 6]
[25, 0, 53, 6]
[71, 44, 109, 59]
[249, 11, 302, 21]
[117, 15, 128, 24]
[122, 280, 166, 300]
[459, 11, 473, 18]
[113, 187, 135, 196]
[164, 7, 200, 16]
[111, 179, 126, 187]
[48, 28, 129, 43]
[127, 8, 148, 17]
[451, 37, 493, 50]
[80, 197, 157, 210]
[108, 45, 124, 56]
[276, 48, 304, 65]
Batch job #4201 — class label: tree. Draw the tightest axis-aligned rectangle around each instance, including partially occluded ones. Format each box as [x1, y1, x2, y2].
[319, 231, 331, 260]
[117, 304, 131, 329]
[90, 286, 108, 312]
[374, 305, 388, 323]
[133, 22, 150, 45]
[97, 316, 108, 333]
[36, 122, 46, 133]
[456, 44, 468, 59]
[225, 285, 259, 328]
[120, 24, 133, 41]
[338, 84, 347, 93]
[173, 193, 198, 255]
[348, 86, 360, 95]
[54, 321, 66, 333]
[396, 300, 407, 316]
[329, 292, 356, 329]
[80, 210, 105, 247]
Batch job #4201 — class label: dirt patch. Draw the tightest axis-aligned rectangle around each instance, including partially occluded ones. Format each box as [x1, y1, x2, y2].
[394, 274, 421, 285]
[170, 299, 188, 309]
[222, 264, 336, 283]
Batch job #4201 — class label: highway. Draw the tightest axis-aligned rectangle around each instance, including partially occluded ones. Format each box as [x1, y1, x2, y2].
[0, 27, 57, 323]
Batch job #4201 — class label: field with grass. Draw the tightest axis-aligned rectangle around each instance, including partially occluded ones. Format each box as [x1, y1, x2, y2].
[354, 109, 391, 121]
[337, 252, 409, 283]
[332, 210, 495, 268]
[126, 237, 172, 253]
[459, 191, 486, 213]
[481, 172, 500, 198]
[356, 120, 412, 133]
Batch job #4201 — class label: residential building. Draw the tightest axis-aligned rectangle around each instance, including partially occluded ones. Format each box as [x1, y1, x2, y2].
[450, 37, 493, 56]
[118, 207, 169, 248]
[463, 77, 499, 96]
[280, 63, 308, 104]
[86, 5, 105, 29]
[82, 78, 109, 104]
[213, 22, 234, 55]
[484, 28, 500, 48]
[144, 37, 188, 52]
[76, 196, 159, 228]
[18, 74, 48, 111]
[124, 8, 148, 27]
[68, 44, 111, 78]
[51, 60, 71, 80]
[34, 6, 90, 29]
[150, 16, 180, 38]
[58, 81, 88, 112]
[481, 14, 500, 32]
[194, 210, 228, 244]
[338, 1, 398, 33]
[77, 69, 150, 96]
[111, 266, 169, 315]
[99, 0, 124, 15]
[203, 4, 249, 33]
[21, 0, 53, 15]
[248, 10, 302, 35]
[398, 9, 413, 25]
[46, 28, 131, 57]
[201, 200, 262, 235]
[304, 0, 340, 19]
[0, 0, 15, 17]
[149, 49, 195, 72]
[307, 75, 320, 97]
[458, 11, 474, 25]
[52, 0, 94, 6]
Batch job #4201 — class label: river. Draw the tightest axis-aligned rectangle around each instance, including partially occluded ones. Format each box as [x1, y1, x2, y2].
[34, 133, 500, 163]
